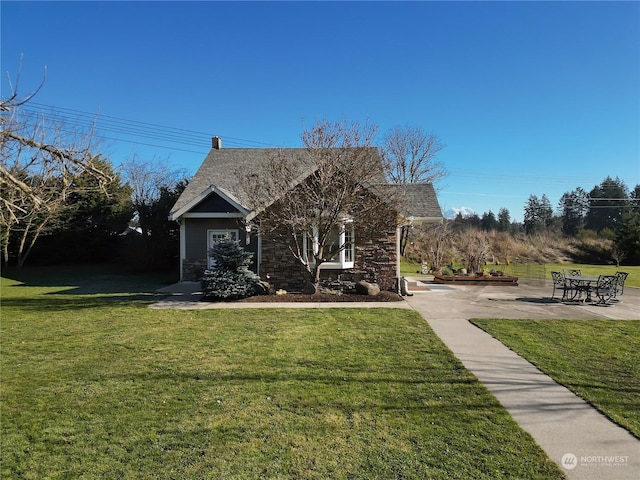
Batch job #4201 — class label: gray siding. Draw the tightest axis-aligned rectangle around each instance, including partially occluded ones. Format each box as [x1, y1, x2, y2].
[184, 217, 259, 272]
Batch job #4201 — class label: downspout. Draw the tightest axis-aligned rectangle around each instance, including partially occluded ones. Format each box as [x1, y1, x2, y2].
[179, 219, 186, 281]
[396, 225, 402, 295]
[257, 220, 262, 277]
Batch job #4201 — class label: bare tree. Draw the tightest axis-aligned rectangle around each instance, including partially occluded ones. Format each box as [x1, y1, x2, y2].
[1, 65, 114, 267]
[418, 222, 452, 274]
[120, 155, 189, 266]
[239, 119, 402, 292]
[381, 125, 447, 185]
[457, 229, 489, 274]
[120, 155, 187, 236]
[380, 125, 447, 256]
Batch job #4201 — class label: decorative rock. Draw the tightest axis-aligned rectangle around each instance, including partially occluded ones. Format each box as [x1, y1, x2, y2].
[255, 281, 270, 295]
[355, 280, 380, 296]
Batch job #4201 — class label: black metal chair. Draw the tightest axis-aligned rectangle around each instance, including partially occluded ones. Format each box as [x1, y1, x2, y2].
[551, 271, 572, 301]
[614, 272, 629, 297]
[594, 275, 618, 305]
[563, 269, 582, 277]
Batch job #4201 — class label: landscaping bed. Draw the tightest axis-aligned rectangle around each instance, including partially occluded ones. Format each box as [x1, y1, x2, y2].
[433, 273, 519, 286]
[226, 290, 404, 303]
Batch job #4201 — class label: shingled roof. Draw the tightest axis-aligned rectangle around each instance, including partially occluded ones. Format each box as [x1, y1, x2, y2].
[399, 183, 442, 221]
[170, 148, 308, 216]
[169, 145, 441, 221]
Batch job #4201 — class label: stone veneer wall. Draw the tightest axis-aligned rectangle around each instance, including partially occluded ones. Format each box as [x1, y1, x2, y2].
[355, 231, 397, 291]
[259, 236, 311, 292]
[259, 225, 397, 292]
[182, 259, 208, 281]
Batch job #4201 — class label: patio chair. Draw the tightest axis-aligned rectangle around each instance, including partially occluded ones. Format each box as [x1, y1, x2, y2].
[594, 275, 617, 305]
[563, 269, 582, 277]
[614, 272, 629, 297]
[550, 271, 572, 301]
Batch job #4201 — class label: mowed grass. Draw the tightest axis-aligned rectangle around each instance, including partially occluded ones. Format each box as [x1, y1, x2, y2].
[1, 270, 565, 479]
[471, 319, 640, 438]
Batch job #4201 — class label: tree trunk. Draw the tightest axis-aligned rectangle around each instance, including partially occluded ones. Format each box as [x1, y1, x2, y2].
[16, 218, 49, 268]
[310, 262, 322, 294]
[399, 225, 410, 256]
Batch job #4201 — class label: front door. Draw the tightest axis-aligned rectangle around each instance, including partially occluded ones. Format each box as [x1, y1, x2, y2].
[207, 229, 239, 269]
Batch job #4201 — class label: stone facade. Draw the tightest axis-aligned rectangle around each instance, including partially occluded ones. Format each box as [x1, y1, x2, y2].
[182, 258, 208, 281]
[259, 237, 311, 292]
[258, 224, 397, 292]
[355, 233, 397, 291]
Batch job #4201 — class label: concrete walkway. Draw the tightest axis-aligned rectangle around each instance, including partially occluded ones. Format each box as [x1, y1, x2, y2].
[404, 279, 639, 480]
[152, 280, 640, 479]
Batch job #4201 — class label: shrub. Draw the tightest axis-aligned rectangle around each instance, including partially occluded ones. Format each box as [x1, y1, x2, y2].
[201, 237, 262, 300]
[201, 269, 260, 300]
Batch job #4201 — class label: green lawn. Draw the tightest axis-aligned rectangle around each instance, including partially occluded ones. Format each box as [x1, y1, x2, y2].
[1, 268, 565, 479]
[471, 319, 640, 438]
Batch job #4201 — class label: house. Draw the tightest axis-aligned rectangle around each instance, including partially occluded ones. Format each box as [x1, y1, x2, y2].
[168, 137, 443, 291]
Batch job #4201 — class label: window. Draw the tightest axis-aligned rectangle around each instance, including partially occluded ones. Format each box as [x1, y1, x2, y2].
[207, 229, 238, 269]
[304, 222, 355, 269]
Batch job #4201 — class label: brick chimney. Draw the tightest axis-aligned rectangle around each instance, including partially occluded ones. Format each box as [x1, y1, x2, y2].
[212, 136, 222, 149]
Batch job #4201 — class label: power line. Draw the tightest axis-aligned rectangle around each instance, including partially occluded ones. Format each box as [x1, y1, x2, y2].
[9, 102, 639, 193]
[15, 102, 285, 154]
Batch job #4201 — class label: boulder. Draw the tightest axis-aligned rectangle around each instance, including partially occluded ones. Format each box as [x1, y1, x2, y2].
[255, 281, 270, 295]
[355, 280, 380, 296]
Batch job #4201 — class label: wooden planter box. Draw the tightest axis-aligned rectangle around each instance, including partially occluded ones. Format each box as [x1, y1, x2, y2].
[433, 274, 519, 286]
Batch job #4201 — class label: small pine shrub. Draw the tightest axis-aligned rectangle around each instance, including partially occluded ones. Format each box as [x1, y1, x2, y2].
[201, 269, 260, 300]
[201, 237, 262, 300]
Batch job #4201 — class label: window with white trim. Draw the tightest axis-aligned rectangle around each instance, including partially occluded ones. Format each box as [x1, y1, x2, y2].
[207, 229, 239, 269]
[304, 221, 355, 269]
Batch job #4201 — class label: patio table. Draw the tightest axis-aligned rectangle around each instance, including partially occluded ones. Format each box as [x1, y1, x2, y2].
[565, 275, 600, 303]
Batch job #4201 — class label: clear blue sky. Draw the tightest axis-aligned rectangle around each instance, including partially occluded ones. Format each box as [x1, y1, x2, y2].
[2, 1, 639, 222]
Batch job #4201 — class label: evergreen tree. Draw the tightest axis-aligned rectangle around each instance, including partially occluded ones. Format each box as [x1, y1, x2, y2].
[559, 187, 588, 236]
[480, 211, 497, 231]
[142, 179, 187, 269]
[451, 212, 467, 232]
[524, 194, 554, 234]
[524, 195, 543, 234]
[585, 177, 629, 233]
[615, 210, 640, 265]
[497, 208, 511, 232]
[201, 237, 261, 300]
[467, 213, 481, 229]
[12, 156, 133, 265]
[614, 183, 640, 265]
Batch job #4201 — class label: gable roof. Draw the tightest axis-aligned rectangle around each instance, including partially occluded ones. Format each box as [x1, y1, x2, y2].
[170, 148, 320, 219]
[169, 146, 442, 222]
[169, 184, 250, 221]
[379, 183, 443, 222]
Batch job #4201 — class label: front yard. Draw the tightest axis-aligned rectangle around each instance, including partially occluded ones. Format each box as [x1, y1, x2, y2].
[1, 268, 565, 479]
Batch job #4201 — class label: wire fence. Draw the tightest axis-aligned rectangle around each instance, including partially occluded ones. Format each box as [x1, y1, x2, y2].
[499, 263, 549, 283]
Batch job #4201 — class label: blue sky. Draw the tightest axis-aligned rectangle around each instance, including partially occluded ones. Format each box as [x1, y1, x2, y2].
[2, 1, 639, 222]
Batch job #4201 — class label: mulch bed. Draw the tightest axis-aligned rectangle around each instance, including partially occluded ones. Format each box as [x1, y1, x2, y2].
[210, 291, 404, 303]
[433, 273, 519, 286]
